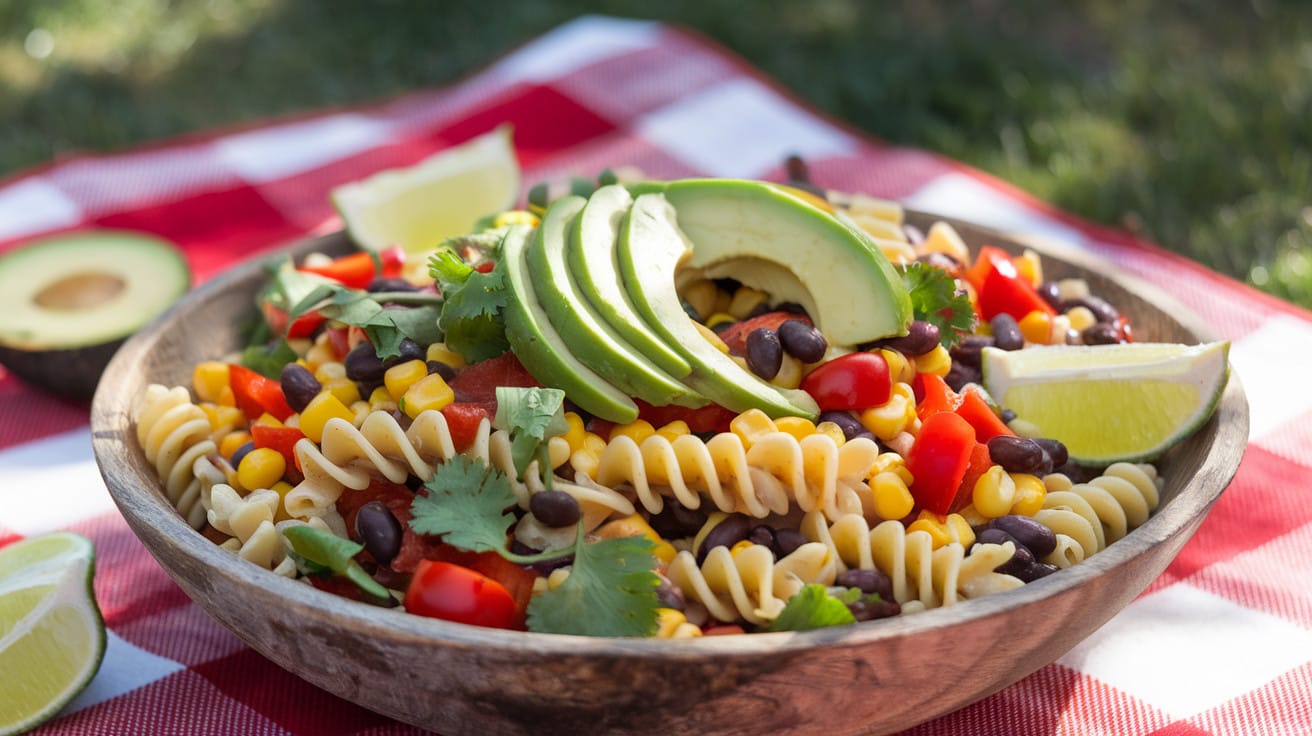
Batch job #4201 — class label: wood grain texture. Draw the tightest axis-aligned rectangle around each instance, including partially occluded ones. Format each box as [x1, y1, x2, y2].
[90, 214, 1248, 736]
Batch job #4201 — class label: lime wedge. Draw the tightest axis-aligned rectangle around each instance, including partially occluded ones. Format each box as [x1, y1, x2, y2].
[981, 341, 1230, 465]
[331, 124, 521, 256]
[0, 532, 106, 736]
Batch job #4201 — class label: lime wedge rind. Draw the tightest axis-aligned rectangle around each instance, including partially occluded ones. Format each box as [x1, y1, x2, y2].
[981, 341, 1230, 465]
[0, 532, 106, 736]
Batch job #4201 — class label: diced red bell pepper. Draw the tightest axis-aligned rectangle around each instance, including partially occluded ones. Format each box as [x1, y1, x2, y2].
[250, 424, 306, 476]
[954, 386, 1014, 442]
[260, 301, 326, 340]
[440, 402, 490, 453]
[965, 246, 1056, 322]
[948, 441, 993, 513]
[913, 373, 960, 420]
[717, 311, 813, 355]
[905, 411, 977, 515]
[299, 246, 406, 289]
[229, 364, 295, 422]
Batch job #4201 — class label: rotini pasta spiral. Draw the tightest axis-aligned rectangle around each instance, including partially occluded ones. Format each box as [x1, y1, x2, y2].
[136, 384, 218, 529]
[665, 542, 834, 626]
[208, 481, 343, 577]
[592, 430, 881, 522]
[1037, 462, 1162, 568]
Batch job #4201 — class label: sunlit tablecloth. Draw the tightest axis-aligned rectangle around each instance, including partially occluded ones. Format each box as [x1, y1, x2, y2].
[3, 15, 1310, 736]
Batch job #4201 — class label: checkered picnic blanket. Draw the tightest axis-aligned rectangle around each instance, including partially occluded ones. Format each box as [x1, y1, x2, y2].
[3, 15, 1310, 736]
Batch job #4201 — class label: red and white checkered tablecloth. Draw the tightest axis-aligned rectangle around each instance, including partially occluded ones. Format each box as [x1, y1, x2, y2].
[3, 15, 1310, 736]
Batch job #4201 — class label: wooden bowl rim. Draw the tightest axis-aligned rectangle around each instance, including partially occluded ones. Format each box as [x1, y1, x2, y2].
[91, 211, 1249, 661]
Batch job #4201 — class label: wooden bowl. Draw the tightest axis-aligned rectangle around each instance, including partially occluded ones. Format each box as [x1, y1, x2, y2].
[91, 212, 1248, 736]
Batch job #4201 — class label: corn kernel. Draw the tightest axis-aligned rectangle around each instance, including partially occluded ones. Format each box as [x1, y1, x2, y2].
[1019, 310, 1054, 344]
[611, 419, 655, 445]
[270, 481, 295, 523]
[815, 421, 846, 446]
[922, 221, 971, 264]
[682, 279, 720, 321]
[493, 210, 539, 228]
[1017, 248, 1044, 288]
[314, 361, 347, 382]
[972, 465, 1017, 518]
[1065, 305, 1098, 333]
[727, 286, 769, 320]
[319, 377, 360, 406]
[913, 345, 952, 377]
[583, 432, 607, 454]
[425, 342, 466, 370]
[655, 608, 702, 639]
[193, 362, 231, 403]
[547, 568, 571, 590]
[563, 412, 587, 452]
[237, 447, 286, 491]
[771, 354, 804, 389]
[955, 504, 990, 528]
[773, 416, 817, 441]
[860, 382, 916, 441]
[729, 539, 756, 557]
[870, 471, 915, 521]
[594, 514, 676, 564]
[908, 511, 975, 549]
[878, 348, 914, 385]
[299, 391, 355, 443]
[872, 452, 914, 486]
[201, 403, 244, 435]
[1009, 473, 1047, 516]
[252, 412, 283, 428]
[703, 312, 736, 330]
[303, 337, 336, 370]
[1050, 314, 1073, 345]
[384, 359, 429, 402]
[401, 373, 454, 418]
[655, 420, 691, 443]
[368, 385, 397, 412]
[730, 409, 776, 447]
[873, 237, 917, 265]
[219, 430, 253, 459]
[696, 321, 731, 353]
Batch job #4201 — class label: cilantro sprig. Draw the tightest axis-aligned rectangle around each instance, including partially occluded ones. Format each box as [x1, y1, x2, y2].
[899, 261, 976, 349]
[288, 283, 443, 360]
[408, 455, 662, 637]
[766, 584, 857, 631]
[429, 239, 511, 363]
[493, 386, 569, 488]
[282, 524, 393, 604]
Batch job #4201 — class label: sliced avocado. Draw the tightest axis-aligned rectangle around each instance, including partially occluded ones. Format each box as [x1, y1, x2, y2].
[0, 229, 191, 399]
[500, 224, 639, 424]
[566, 184, 692, 379]
[528, 195, 706, 408]
[619, 193, 820, 420]
[660, 178, 912, 346]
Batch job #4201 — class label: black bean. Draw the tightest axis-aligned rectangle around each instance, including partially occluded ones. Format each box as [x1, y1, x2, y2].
[696, 514, 751, 563]
[777, 319, 828, 363]
[986, 435, 1052, 475]
[512, 540, 574, 575]
[880, 320, 941, 356]
[1000, 408, 1018, 424]
[776, 301, 809, 316]
[990, 313, 1024, 351]
[366, 277, 419, 293]
[344, 343, 386, 383]
[656, 577, 686, 611]
[773, 528, 807, 558]
[903, 223, 927, 247]
[976, 527, 1018, 548]
[1061, 295, 1119, 324]
[998, 544, 1058, 583]
[280, 363, 322, 413]
[355, 501, 403, 567]
[1037, 281, 1062, 309]
[836, 567, 894, 601]
[1082, 322, 1123, 345]
[745, 328, 783, 380]
[848, 596, 901, 621]
[529, 490, 581, 528]
[229, 440, 255, 469]
[989, 515, 1058, 558]
[1031, 438, 1069, 468]
[395, 337, 426, 364]
[648, 504, 708, 539]
[944, 361, 981, 392]
[818, 410, 866, 441]
[950, 335, 994, 370]
[747, 525, 776, 550]
[426, 360, 457, 382]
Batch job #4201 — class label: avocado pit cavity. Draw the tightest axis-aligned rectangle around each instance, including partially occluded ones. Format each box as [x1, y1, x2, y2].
[35, 272, 127, 311]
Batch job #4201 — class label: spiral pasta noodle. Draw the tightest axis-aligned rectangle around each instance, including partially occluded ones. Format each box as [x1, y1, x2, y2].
[592, 430, 881, 522]
[665, 542, 834, 626]
[1037, 462, 1162, 568]
[136, 384, 218, 530]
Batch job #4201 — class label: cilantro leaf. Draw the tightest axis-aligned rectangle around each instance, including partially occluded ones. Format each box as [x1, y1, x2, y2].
[899, 261, 976, 348]
[431, 242, 512, 363]
[766, 584, 857, 632]
[288, 284, 443, 360]
[526, 529, 661, 637]
[409, 455, 518, 554]
[241, 337, 299, 380]
[282, 524, 391, 602]
[494, 386, 569, 481]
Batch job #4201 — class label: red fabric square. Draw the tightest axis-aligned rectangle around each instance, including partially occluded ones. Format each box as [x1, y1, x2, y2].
[434, 84, 617, 169]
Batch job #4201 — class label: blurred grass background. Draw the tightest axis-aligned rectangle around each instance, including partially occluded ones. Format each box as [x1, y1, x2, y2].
[3, 0, 1310, 307]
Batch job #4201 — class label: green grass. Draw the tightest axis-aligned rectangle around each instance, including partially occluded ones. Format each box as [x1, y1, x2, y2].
[3, 0, 1310, 308]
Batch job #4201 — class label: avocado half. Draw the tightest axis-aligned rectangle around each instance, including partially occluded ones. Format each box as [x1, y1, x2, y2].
[0, 229, 191, 400]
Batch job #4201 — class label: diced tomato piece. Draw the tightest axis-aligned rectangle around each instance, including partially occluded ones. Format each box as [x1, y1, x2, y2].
[954, 386, 1014, 442]
[634, 399, 738, 435]
[905, 411, 977, 515]
[325, 325, 352, 360]
[404, 560, 520, 630]
[473, 261, 496, 274]
[717, 312, 813, 355]
[308, 572, 369, 603]
[702, 624, 747, 636]
[428, 545, 537, 630]
[229, 363, 295, 421]
[448, 351, 540, 409]
[800, 352, 892, 411]
[440, 402, 490, 453]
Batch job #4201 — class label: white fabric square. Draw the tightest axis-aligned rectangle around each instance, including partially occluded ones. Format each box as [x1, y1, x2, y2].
[0, 177, 84, 242]
[636, 77, 856, 178]
[64, 630, 186, 714]
[0, 427, 115, 535]
[489, 15, 660, 84]
[1058, 582, 1312, 719]
[213, 113, 394, 183]
[1229, 314, 1312, 443]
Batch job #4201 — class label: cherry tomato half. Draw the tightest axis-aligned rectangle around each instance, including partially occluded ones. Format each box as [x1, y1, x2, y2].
[800, 351, 892, 411]
[404, 560, 518, 629]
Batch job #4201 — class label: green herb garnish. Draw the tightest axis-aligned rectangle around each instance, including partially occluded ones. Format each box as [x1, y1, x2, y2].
[429, 241, 511, 362]
[766, 584, 857, 632]
[288, 283, 443, 359]
[282, 524, 392, 603]
[900, 261, 976, 348]
[493, 386, 569, 486]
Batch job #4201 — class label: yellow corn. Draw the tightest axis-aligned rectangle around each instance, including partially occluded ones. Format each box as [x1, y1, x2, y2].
[611, 419, 656, 445]
[860, 382, 916, 441]
[730, 409, 776, 447]
[972, 465, 1017, 518]
[814, 421, 846, 446]
[384, 359, 429, 403]
[655, 608, 703, 639]
[303, 336, 337, 370]
[695, 321, 731, 353]
[872, 452, 914, 487]
[400, 373, 454, 418]
[583, 433, 607, 454]
[682, 279, 720, 321]
[1017, 248, 1044, 288]
[546, 568, 571, 590]
[729, 539, 756, 557]
[299, 391, 355, 443]
[219, 430, 253, 459]
[1065, 305, 1098, 333]
[773, 416, 817, 441]
[922, 221, 971, 264]
[912, 345, 952, 377]
[873, 237, 917, 266]
[425, 342, 466, 370]
[237, 447, 286, 491]
[870, 471, 915, 521]
[200, 403, 244, 435]
[594, 514, 676, 564]
[493, 210, 539, 228]
[1050, 314, 1073, 345]
[655, 420, 691, 442]
[771, 354, 804, 389]
[192, 362, 231, 403]
[1009, 473, 1047, 516]
[314, 361, 347, 383]
[270, 481, 295, 523]
[318, 377, 359, 406]
[1019, 310, 1054, 344]
[570, 447, 601, 479]
[878, 348, 914, 385]
[908, 511, 975, 549]
[368, 385, 397, 412]
[727, 286, 769, 320]
[955, 504, 990, 528]
[563, 412, 587, 452]
[849, 212, 905, 241]
[846, 192, 903, 224]
[252, 412, 283, 428]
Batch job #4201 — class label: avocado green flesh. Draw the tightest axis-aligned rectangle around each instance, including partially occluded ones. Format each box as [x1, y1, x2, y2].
[660, 178, 912, 346]
[501, 224, 640, 424]
[0, 230, 190, 350]
[567, 185, 692, 378]
[619, 193, 820, 420]
[528, 196, 706, 408]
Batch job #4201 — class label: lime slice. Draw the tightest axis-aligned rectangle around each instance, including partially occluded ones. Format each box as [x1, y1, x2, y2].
[331, 124, 521, 256]
[980, 341, 1230, 465]
[0, 532, 106, 736]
